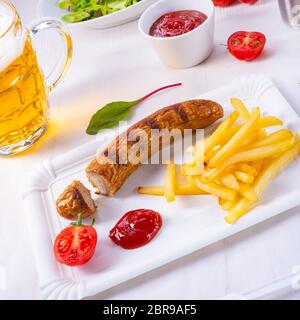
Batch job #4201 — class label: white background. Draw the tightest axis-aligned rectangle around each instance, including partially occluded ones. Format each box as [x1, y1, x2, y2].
[1, 0, 300, 299]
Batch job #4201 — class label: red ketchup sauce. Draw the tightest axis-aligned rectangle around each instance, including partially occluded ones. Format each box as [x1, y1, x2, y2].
[109, 209, 162, 249]
[149, 10, 207, 38]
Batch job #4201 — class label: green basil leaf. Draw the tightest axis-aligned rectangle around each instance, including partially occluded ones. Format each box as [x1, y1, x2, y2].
[86, 100, 138, 135]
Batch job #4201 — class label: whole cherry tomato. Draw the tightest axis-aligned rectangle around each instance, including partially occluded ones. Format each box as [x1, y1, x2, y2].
[239, 0, 258, 3]
[227, 31, 266, 61]
[54, 214, 97, 266]
[212, 0, 233, 6]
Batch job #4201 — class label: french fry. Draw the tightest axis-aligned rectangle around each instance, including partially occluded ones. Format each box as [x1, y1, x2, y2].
[232, 170, 255, 184]
[204, 111, 239, 153]
[249, 129, 293, 149]
[230, 98, 250, 122]
[185, 113, 239, 170]
[245, 116, 283, 130]
[219, 198, 236, 211]
[226, 116, 283, 141]
[225, 198, 252, 224]
[239, 131, 259, 148]
[200, 167, 216, 178]
[205, 148, 220, 162]
[219, 125, 240, 144]
[138, 186, 165, 196]
[193, 177, 238, 201]
[184, 137, 211, 176]
[181, 164, 189, 176]
[219, 173, 239, 190]
[259, 116, 283, 128]
[254, 141, 300, 195]
[236, 137, 297, 161]
[208, 108, 261, 168]
[209, 136, 297, 180]
[228, 116, 284, 134]
[225, 141, 300, 224]
[257, 129, 268, 140]
[250, 160, 263, 174]
[138, 184, 207, 196]
[181, 163, 204, 176]
[238, 183, 258, 202]
[223, 121, 269, 146]
[230, 163, 258, 176]
[165, 162, 176, 202]
[184, 138, 206, 175]
[181, 162, 215, 177]
[176, 184, 208, 195]
[194, 138, 205, 174]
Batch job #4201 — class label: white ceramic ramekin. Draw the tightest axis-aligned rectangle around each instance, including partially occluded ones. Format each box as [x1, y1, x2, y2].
[138, 0, 215, 69]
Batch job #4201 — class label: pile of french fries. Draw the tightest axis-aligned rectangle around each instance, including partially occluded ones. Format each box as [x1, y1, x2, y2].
[138, 98, 300, 224]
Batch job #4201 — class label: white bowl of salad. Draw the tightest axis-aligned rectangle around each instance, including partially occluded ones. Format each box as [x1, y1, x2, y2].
[38, 0, 160, 28]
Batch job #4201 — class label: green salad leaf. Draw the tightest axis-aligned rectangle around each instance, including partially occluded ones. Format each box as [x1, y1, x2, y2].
[86, 83, 182, 135]
[58, 0, 142, 23]
[61, 11, 91, 23]
[86, 100, 137, 135]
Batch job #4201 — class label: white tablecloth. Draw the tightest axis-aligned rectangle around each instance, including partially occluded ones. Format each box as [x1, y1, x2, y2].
[1, 0, 300, 300]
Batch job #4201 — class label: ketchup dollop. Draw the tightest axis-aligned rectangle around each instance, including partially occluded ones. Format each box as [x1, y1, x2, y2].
[149, 10, 207, 38]
[109, 209, 162, 249]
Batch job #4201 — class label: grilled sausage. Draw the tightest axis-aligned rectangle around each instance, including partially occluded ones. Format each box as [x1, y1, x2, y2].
[56, 180, 96, 220]
[86, 100, 224, 196]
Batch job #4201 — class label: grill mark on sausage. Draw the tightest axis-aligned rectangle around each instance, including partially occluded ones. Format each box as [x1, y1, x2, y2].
[174, 103, 189, 122]
[147, 118, 160, 129]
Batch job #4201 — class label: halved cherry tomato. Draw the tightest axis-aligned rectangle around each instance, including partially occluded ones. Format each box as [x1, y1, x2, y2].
[239, 0, 258, 3]
[54, 214, 97, 266]
[109, 209, 162, 249]
[212, 0, 233, 6]
[227, 31, 266, 61]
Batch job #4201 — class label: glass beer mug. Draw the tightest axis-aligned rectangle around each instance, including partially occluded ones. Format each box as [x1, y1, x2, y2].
[0, 0, 72, 156]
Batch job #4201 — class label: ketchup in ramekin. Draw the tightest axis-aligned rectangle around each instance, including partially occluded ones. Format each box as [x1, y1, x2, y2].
[149, 10, 207, 38]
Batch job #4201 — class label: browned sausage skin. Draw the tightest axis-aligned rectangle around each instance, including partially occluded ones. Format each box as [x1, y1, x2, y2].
[56, 180, 96, 219]
[86, 100, 224, 196]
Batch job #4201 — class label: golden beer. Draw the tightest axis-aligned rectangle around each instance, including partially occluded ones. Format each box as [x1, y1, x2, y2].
[0, 36, 49, 148]
[0, 0, 72, 155]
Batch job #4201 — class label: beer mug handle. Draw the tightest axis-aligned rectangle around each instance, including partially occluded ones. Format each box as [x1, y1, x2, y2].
[29, 19, 72, 92]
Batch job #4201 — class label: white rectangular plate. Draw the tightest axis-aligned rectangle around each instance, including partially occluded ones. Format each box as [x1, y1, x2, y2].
[23, 75, 300, 300]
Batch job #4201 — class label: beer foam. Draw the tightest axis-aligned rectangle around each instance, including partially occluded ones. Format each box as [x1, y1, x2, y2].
[0, 11, 26, 72]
